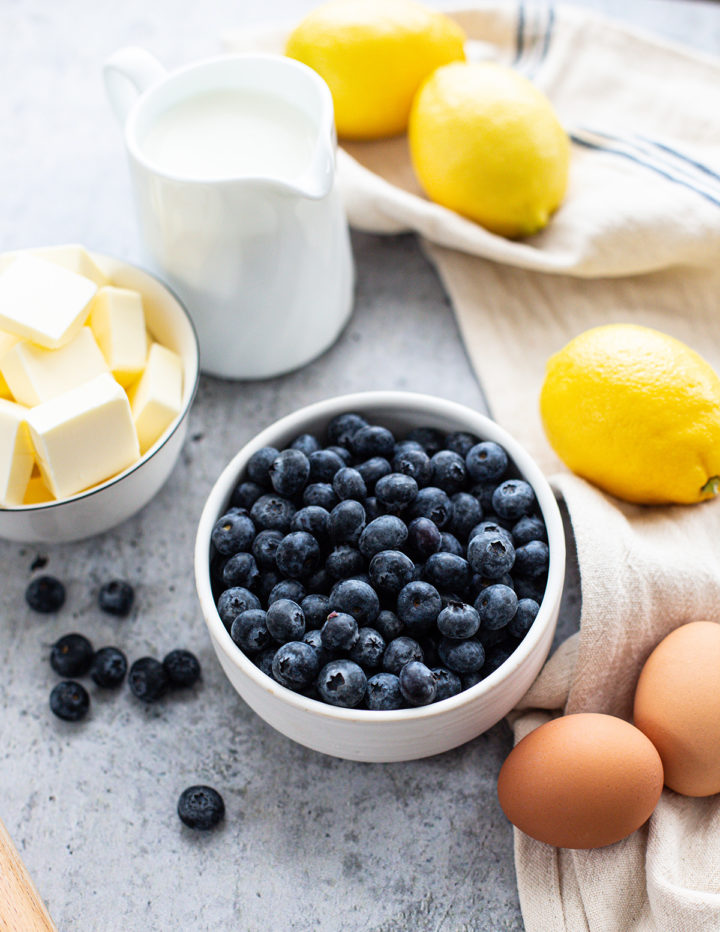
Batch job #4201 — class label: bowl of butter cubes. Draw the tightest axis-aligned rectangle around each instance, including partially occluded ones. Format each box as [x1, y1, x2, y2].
[0, 245, 199, 543]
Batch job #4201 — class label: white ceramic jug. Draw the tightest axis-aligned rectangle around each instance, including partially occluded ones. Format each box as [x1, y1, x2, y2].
[103, 48, 354, 379]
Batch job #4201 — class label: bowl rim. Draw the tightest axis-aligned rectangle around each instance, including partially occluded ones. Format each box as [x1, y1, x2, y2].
[195, 390, 565, 722]
[0, 246, 200, 513]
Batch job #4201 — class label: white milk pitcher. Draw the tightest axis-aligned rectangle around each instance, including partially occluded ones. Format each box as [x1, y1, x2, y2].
[103, 48, 354, 379]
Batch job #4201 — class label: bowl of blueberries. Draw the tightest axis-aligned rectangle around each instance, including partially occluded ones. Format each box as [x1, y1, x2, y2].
[194, 391, 565, 762]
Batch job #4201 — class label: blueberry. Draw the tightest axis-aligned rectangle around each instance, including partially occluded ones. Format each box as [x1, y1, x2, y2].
[366, 673, 404, 710]
[393, 439, 424, 456]
[247, 446, 279, 487]
[320, 611, 359, 652]
[211, 511, 255, 555]
[399, 661, 437, 706]
[302, 629, 331, 667]
[431, 667, 463, 701]
[430, 450, 467, 495]
[438, 532, 464, 557]
[333, 467, 367, 502]
[329, 500, 366, 544]
[436, 601, 480, 639]
[406, 517, 441, 559]
[257, 570, 282, 604]
[466, 533, 515, 579]
[469, 520, 513, 547]
[478, 625, 507, 649]
[356, 457, 392, 490]
[269, 449, 310, 497]
[230, 480, 265, 511]
[90, 646, 128, 688]
[329, 579, 380, 626]
[513, 540, 549, 579]
[374, 609, 404, 641]
[222, 552, 260, 590]
[406, 426, 444, 456]
[374, 473, 418, 509]
[26, 575, 65, 613]
[250, 494, 296, 533]
[275, 531, 321, 579]
[492, 479, 535, 520]
[383, 636, 423, 674]
[368, 550, 415, 594]
[358, 515, 407, 558]
[325, 545, 365, 580]
[254, 648, 277, 678]
[291, 433, 321, 456]
[327, 412, 368, 448]
[508, 598, 540, 639]
[291, 506, 330, 542]
[177, 785, 225, 830]
[474, 584, 518, 630]
[163, 649, 201, 688]
[252, 529, 284, 570]
[302, 483, 339, 511]
[308, 449, 345, 483]
[514, 577, 547, 603]
[216, 587, 261, 629]
[409, 487, 452, 528]
[317, 659, 367, 707]
[392, 447, 432, 487]
[50, 633, 94, 677]
[466, 442, 508, 483]
[267, 578, 306, 605]
[512, 515, 547, 546]
[230, 609, 271, 654]
[444, 431, 478, 458]
[348, 627, 386, 669]
[128, 657, 169, 702]
[266, 599, 305, 642]
[449, 492, 483, 540]
[300, 593, 330, 629]
[272, 641, 320, 689]
[396, 581, 442, 632]
[422, 553, 471, 593]
[364, 496, 381, 522]
[350, 425, 395, 460]
[471, 483, 498, 514]
[438, 637, 485, 674]
[326, 444, 352, 465]
[50, 680, 89, 721]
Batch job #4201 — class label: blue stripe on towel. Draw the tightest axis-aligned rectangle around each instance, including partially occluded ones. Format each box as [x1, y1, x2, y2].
[634, 135, 720, 186]
[514, 3, 555, 77]
[514, 2, 526, 65]
[570, 134, 720, 208]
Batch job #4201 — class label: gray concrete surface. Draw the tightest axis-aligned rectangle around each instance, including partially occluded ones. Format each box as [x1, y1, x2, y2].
[0, 2, 717, 930]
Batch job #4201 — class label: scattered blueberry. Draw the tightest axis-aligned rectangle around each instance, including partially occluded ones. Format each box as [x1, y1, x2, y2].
[163, 649, 201, 688]
[177, 785, 225, 830]
[26, 575, 66, 613]
[128, 657, 169, 703]
[50, 633, 94, 678]
[50, 680, 89, 721]
[90, 646, 128, 688]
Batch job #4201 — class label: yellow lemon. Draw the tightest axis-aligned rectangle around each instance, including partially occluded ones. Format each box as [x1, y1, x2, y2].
[408, 61, 570, 237]
[285, 0, 465, 140]
[540, 324, 720, 505]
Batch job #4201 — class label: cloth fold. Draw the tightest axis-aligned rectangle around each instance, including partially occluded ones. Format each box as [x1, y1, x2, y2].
[226, 5, 720, 929]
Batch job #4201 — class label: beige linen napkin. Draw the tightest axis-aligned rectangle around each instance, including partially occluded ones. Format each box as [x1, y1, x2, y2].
[227, 5, 720, 928]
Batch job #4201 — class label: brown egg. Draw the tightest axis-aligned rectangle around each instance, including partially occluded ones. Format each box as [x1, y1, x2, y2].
[497, 713, 663, 849]
[634, 620, 720, 797]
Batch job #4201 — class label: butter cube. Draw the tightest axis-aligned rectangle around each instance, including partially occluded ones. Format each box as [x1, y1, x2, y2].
[0, 327, 109, 407]
[39, 245, 110, 288]
[26, 373, 140, 499]
[0, 399, 35, 506]
[90, 287, 147, 387]
[0, 331, 21, 399]
[0, 254, 97, 348]
[129, 343, 183, 454]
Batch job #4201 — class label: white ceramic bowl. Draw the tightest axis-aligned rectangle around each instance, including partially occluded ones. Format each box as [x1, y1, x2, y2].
[194, 392, 565, 762]
[0, 246, 199, 543]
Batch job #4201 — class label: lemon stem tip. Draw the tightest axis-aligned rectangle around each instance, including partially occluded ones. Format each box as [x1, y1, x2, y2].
[701, 476, 720, 496]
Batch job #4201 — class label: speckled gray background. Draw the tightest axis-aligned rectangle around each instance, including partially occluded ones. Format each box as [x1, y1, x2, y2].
[0, 1, 717, 929]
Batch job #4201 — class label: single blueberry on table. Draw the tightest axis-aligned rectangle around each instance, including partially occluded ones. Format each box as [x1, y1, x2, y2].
[465, 442, 508, 483]
[466, 533, 516, 579]
[329, 578, 380, 626]
[246, 446, 279, 488]
[396, 580, 443, 633]
[250, 494, 296, 533]
[430, 450, 467, 495]
[230, 480, 265, 511]
[267, 578, 306, 606]
[358, 514, 408, 558]
[382, 636, 424, 675]
[275, 531, 321, 579]
[252, 530, 284, 570]
[406, 426, 444, 456]
[406, 517, 442, 559]
[492, 479, 536, 520]
[325, 545, 365, 581]
[90, 646, 128, 688]
[211, 511, 255, 556]
[216, 587, 262, 630]
[513, 540, 550, 579]
[272, 641, 320, 689]
[474, 584, 518, 630]
[508, 598, 540, 639]
[300, 593, 330, 629]
[26, 575, 66, 613]
[329, 499, 366, 544]
[163, 649, 201, 688]
[374, 609, 404, 642]
[97, 579, 135, 617]
[128, 657, 169, 703]
[356, 457, 392, 490]
[291, 506, 331, 543]
[333, 467, 367, 502]
[436, 601, 480, 639]
[444, 431, 479, 458]
[317, 659, 367, 707]
[222, 552, 260, 590]
[348, 627, 386, 669]
[409, 487, 453, 529]
[177, 785, 225, 830]
[438, 637, 485, 674]
[399, 661, 437, 706]
[350, 425, 395, 460]
[327, 412, 368, 448]
[266, 599, 305, 643]
[302, 482, 339, 511]
[290, 433, 321, 457]
[422, 552, 471, 593]
[269, 449, 310, 497]
[50, 680, 90, 721]
[366, 672, 404, 710]
[320, 611, 359, 652]
[512, 514, 547, 546]
[392, 447, 432, 487]
[50, 633, 94, 678]
[368, 550, 415, 594]
[431, 667, 463, 701]
[308, 449, 345, 484]
[449, 492, 483, 540]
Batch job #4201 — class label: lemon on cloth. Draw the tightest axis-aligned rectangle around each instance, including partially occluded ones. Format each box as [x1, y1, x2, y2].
[285, 0, 466, 140]
[408, 61, 570, 238]
[540, 324, 720, 505]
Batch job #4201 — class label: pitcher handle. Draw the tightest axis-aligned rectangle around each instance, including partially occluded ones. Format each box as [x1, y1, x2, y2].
[103, 47, 167, 125]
